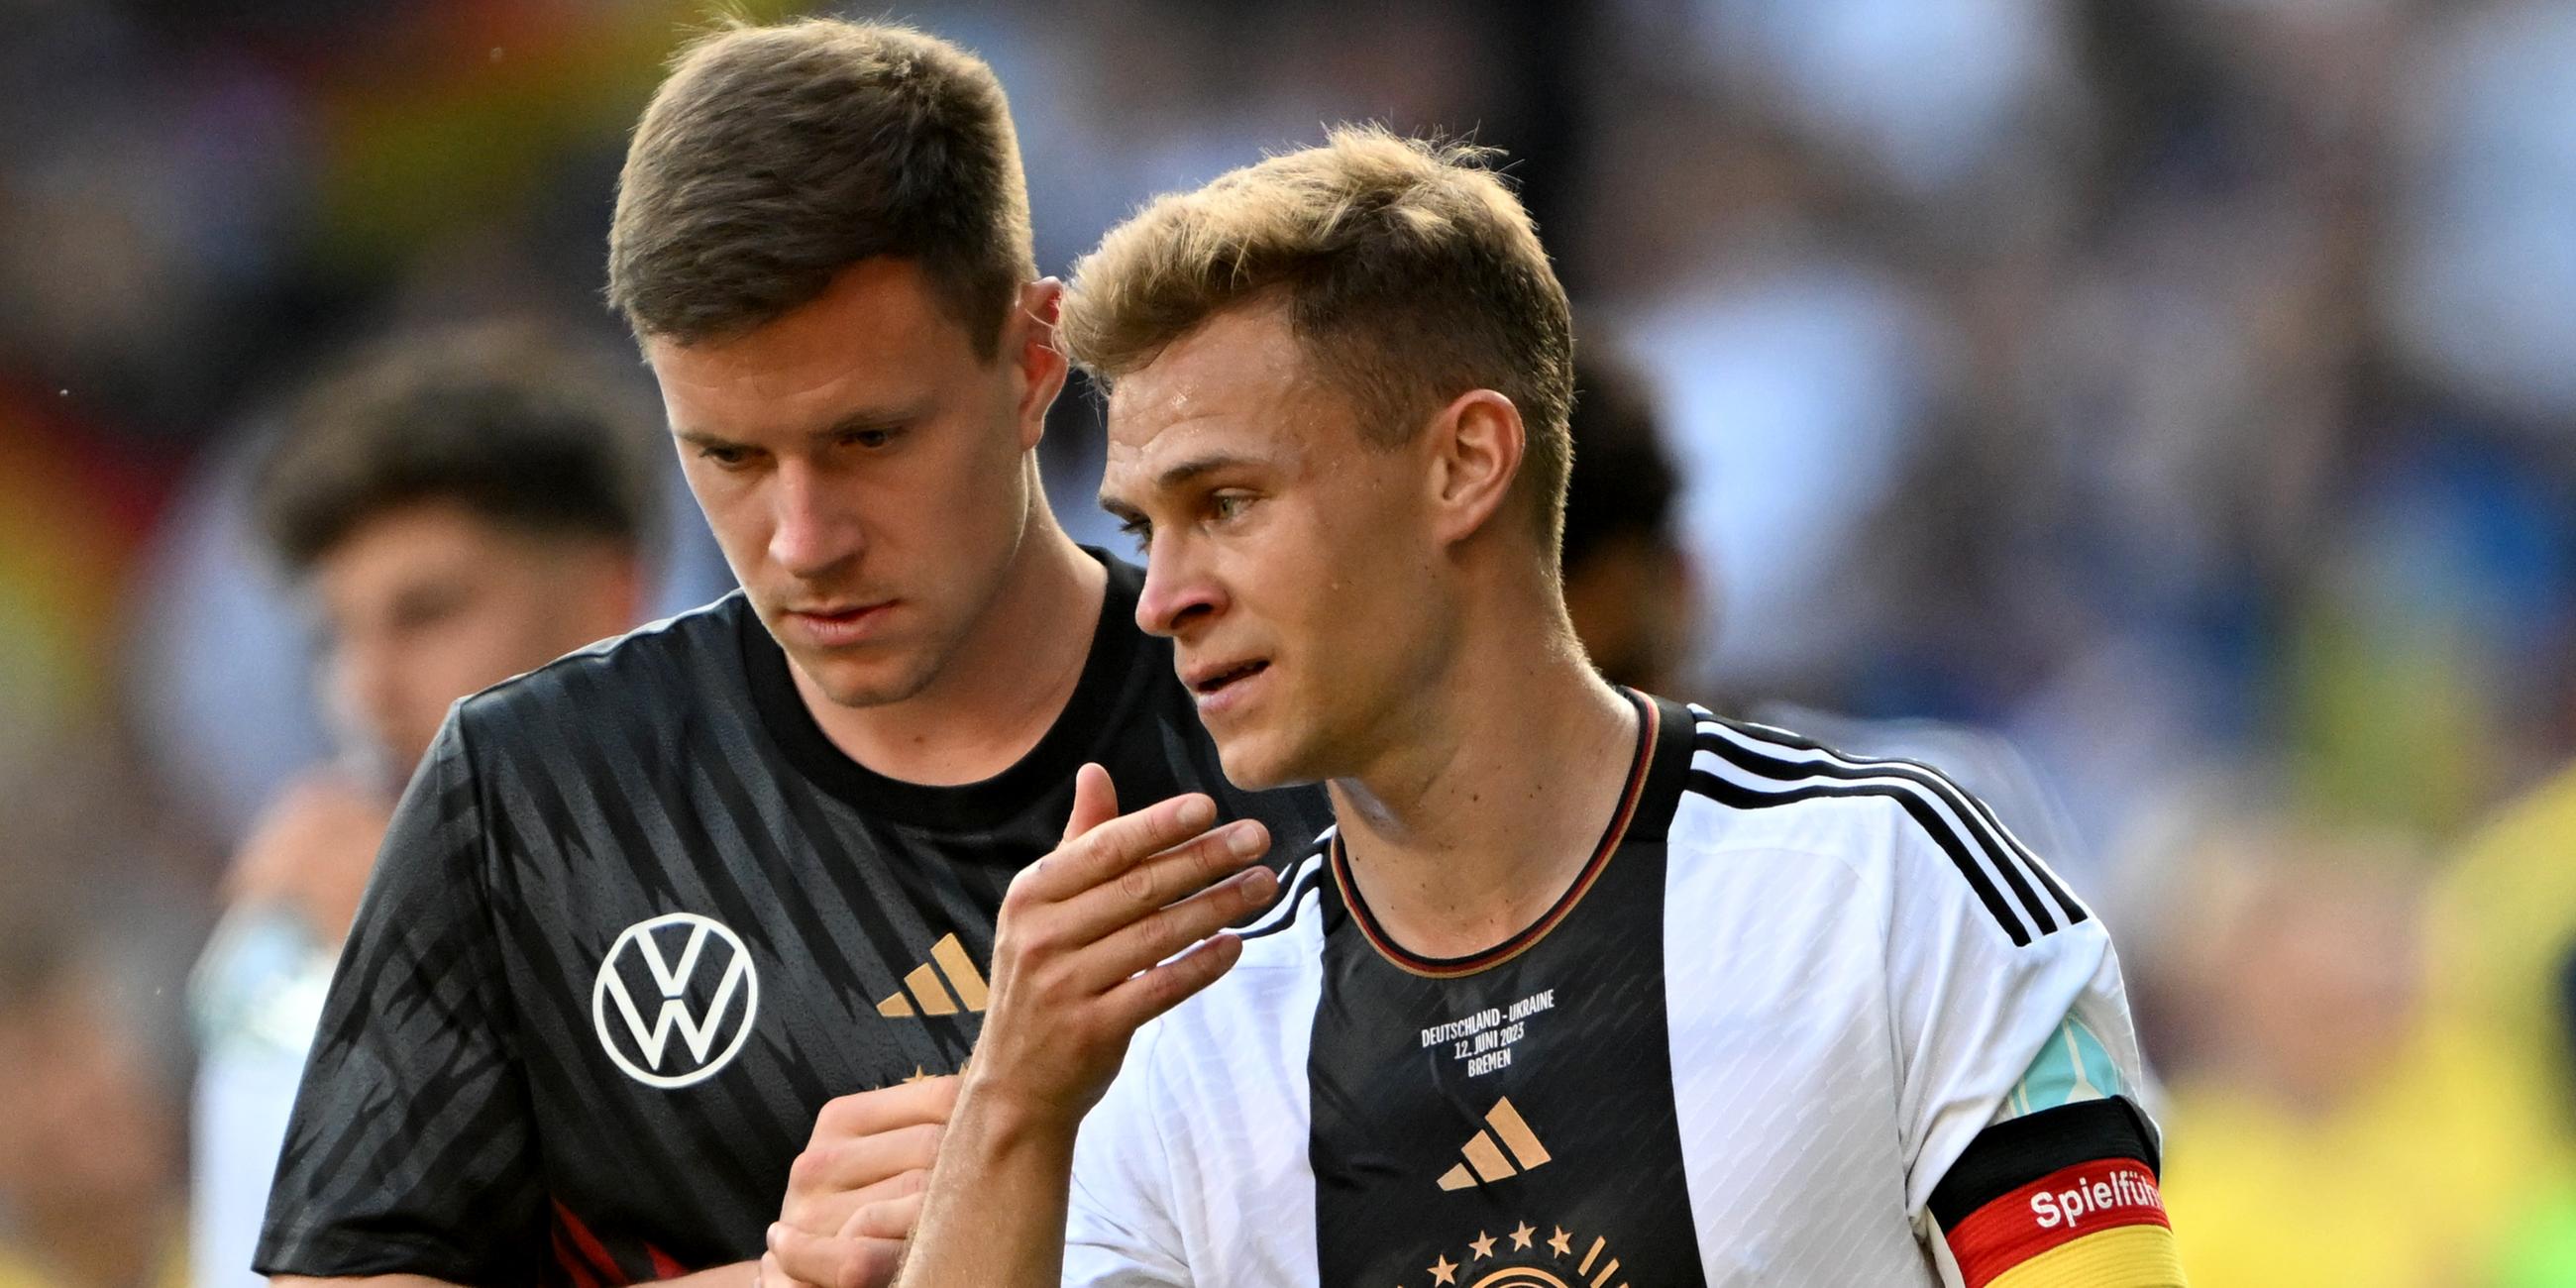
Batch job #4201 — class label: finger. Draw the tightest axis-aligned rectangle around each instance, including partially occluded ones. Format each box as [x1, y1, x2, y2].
[759, 1251, 819, 1288]
[782, 1123, 942, 1223]
[1017, 792, 1218, 903]
[1049, 817, 1271, 945]
[805, 1076, 960, 1146]
[785, 1159, 933, 1236]
[1060, 761, 1120, 844]
[1097, 930, 1245, 1034]
[768, 1222, 906, 1288]
[1077, 865, 1277, 991]
[842, 1185, 926, 1240]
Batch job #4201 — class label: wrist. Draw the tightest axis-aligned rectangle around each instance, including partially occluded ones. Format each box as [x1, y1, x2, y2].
[951, 1064, 1087, 1159]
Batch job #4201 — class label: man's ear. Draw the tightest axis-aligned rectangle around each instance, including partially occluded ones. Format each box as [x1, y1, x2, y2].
[1014, 278, 1070, 448]
[1425, 388, 1527, 549]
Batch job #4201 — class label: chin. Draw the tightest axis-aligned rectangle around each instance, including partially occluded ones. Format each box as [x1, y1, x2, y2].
[796, 647, 942, 710]
[1211, 730, 1325, 794]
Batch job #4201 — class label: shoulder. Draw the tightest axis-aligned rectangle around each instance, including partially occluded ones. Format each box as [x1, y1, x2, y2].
[454, 592, 750, 750]
[1669, 704, 2092, 951]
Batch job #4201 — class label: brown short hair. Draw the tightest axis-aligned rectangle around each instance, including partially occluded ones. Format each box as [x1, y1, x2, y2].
[255, 320, 664, 574]
[607, 18, 1036, 356]
[1060, 126, 1575, 547]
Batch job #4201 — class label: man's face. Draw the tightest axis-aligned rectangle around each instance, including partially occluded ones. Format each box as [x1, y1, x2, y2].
[649, 259, 1061, 711]
[1100, 303, 1451, 790]
[0, 972, 177, 1218]
[313, 501, 638, 773]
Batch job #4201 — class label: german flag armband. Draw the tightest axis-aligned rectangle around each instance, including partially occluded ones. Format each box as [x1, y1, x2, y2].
[1929, 1099, 2186, 1287]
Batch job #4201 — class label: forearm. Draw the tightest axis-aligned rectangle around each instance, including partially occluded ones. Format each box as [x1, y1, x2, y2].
[892, 1091, 1079, 1288]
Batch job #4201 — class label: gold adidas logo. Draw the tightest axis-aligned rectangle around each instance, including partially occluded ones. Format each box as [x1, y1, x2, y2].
[875, 933, 990, 1018]
[1437, 1097, 1553, 1190]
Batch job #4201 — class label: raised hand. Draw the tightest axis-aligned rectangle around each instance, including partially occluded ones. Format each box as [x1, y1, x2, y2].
[964, 762, 1277, 1125]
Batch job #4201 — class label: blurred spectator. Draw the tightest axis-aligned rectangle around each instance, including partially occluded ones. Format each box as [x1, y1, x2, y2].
[186, 320, 666, 1288]
[1560, 352, 1698, 697]
[2491, 945, 2576, 1287]
[2425, 763, 2576, 1287]
[0, 920, 187, 1288]
[1563, 346, 2093, 887]
[2426, 750, 2576, 1140]
[2149, 811, 2564, 1287]
[0, 739, 200, 1288]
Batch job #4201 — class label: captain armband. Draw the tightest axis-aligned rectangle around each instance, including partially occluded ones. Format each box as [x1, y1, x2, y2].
[1930, 1099, 2187, 1287]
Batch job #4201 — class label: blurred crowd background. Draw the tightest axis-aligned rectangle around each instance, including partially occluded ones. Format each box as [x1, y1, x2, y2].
[4, 0, 2575, 1285]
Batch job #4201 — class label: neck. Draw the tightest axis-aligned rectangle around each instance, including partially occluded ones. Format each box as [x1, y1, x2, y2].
[1329, 590, 1639, 960]
[797, 504, 1106, 786]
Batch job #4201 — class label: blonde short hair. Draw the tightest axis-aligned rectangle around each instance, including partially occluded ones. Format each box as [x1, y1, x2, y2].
[1062, 126, 1575, 547]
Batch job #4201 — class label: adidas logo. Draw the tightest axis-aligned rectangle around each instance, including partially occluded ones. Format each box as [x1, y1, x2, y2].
[875, 933, 990, 1018]
[1437, 1097, 1553, 1190]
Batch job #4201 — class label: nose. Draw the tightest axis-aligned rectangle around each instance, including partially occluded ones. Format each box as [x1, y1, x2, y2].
[1134, 537, 1224, 639]
[767, 460, 863, 581]
[325, 635, 405, 762]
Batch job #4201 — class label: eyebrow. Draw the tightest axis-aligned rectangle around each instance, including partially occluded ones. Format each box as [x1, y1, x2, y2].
[673, 399, 935, 451]
[1097, 451, 1269, 513]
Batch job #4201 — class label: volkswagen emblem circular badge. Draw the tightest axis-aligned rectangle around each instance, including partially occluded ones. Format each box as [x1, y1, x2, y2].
[591, 912, 760, 1089]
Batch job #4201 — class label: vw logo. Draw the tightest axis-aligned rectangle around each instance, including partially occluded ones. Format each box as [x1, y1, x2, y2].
[591, 912, 760, 1089]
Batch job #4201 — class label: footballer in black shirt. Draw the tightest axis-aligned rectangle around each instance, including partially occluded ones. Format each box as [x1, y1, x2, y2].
[257, 18, 1328, 1288]
[257, 560, 1319, 1284]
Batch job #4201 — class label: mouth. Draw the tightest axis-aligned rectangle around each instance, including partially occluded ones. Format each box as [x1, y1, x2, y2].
[788, 601, 892, 621]
[780, 599, 898, 646]
[1185, 658, 1269, 699]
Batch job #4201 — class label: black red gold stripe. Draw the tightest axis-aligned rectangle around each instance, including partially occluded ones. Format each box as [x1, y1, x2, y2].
[1983, 1223, 2185, 1288]
[1945, 1158, 2171, 1287]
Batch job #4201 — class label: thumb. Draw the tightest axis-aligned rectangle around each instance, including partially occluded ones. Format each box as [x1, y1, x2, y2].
[1061, 761, 1119, 844]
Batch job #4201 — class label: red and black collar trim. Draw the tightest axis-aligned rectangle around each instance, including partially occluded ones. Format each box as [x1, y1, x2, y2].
[1331, 691, 1661, 979]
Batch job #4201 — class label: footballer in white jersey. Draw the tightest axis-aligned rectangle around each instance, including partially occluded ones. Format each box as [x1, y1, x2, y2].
[871, 128, 2187, 1288]
[1065, 695, 2165, 1286]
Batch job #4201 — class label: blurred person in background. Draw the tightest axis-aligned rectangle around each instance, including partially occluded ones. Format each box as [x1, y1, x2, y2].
[1562, 349, 2093, 889]
[0, 909, 186, 1288]
[2424, 764, 2576, 1286]
[2486, 941, 2576, 1287]
[189, 319, 663, 1288]
[2142, 809, 2564, 1287]
[2492, 949, 2576, 1286]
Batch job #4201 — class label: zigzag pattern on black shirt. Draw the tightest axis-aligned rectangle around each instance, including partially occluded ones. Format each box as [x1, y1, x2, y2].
[257, 554, 1329, 1286]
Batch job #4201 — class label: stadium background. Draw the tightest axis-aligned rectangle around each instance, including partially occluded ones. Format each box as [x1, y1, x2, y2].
[3, 0, 2575, 1284]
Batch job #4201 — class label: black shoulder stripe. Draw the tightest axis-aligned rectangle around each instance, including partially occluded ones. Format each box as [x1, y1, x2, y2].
[1704, 714, 2089, 928]
[1683, 768, 2034, 946]
[1692, 721, 2085, 939]
[1695, 720, 2065, 935]
[1927, 1098, 2160, 1231]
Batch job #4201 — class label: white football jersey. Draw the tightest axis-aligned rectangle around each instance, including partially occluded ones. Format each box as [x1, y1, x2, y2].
[1066, 695, 2155, 1287]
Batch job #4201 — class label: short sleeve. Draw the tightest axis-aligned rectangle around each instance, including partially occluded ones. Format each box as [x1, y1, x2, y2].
[1883, 805, 2153, 1221]
[254, 708, 548, 1281]
[1063, 1026, 1193, 1288]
